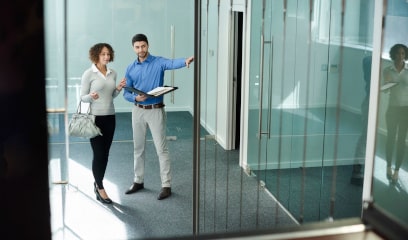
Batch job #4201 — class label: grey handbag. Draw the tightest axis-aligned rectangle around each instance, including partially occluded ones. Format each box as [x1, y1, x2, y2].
[68, 101, 102, 138]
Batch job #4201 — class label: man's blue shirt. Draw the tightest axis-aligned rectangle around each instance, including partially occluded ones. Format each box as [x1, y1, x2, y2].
[123, 54, 186, 105]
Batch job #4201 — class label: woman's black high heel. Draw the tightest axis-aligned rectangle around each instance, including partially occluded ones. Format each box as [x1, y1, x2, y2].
[94, 182, 113, 204]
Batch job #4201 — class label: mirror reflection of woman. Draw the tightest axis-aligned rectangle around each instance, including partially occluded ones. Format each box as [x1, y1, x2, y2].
[383, 43, 408, 183]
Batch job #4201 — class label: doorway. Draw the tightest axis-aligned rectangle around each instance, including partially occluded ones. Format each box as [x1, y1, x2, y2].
[232, 11, 243, 150]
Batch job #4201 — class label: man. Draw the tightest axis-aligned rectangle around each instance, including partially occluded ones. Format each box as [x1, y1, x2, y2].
[123, 33, 194, 200]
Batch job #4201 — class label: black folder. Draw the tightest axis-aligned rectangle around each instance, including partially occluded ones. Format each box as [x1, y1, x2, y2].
[124, 85, 178, 98]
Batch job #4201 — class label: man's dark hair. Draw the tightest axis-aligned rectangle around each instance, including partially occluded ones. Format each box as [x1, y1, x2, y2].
[132, 33, 148, 45]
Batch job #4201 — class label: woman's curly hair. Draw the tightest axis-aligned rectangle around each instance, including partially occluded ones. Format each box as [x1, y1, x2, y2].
[89, 43, 114, 63]
[389, 43, 408, 61]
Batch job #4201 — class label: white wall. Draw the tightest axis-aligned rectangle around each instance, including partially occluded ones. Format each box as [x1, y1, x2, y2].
[216, 1, 234, 148]
[200, 0, 219, 140]
[200, 0, 244, 149]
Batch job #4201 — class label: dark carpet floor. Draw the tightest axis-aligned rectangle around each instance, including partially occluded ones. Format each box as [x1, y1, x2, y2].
[253, 165, 364, 223]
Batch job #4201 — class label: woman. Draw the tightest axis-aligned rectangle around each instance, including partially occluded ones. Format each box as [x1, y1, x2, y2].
[383, 43, 408, 183]
[80, 43, 126, 203]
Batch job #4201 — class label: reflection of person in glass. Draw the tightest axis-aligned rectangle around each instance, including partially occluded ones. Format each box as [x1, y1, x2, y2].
[383, 43, 408, 183]
[350, 55, 372, 186]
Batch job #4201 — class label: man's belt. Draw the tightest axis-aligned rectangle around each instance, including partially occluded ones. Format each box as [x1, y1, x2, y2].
[135, 103, 165, 109]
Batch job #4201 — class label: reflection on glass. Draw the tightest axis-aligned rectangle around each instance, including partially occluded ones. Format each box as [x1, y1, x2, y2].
[373, 0, 408, 226]
[374, 44, 408, 223]
[351, 55, 372, 186]
[383, 44, 408, 183]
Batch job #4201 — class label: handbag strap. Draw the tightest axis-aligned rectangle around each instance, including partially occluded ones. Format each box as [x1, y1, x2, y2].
[76, 101, 82, 113]
[76, 101, 92, 114]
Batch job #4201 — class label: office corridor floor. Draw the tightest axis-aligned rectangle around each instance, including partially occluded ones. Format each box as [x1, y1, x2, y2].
[48, 109, 408, 239]
[48, 112, 297, 239]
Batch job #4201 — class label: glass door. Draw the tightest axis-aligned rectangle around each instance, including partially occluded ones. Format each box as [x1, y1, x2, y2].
[45, 0, 70, 236]
[247, 0, 374, 223]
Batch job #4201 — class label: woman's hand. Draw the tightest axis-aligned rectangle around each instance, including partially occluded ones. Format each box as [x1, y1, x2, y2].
[117, 78, 127, 91]
[90, 92, 99, 100]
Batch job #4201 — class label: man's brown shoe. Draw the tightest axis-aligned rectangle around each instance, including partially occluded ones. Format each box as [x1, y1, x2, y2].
[125, 182, 144, 194]
[157, 187, 171, 200]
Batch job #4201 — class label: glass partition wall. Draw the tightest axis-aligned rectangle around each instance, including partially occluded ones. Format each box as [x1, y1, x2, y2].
[46, 0, 196, 239]
[45, 0, 407, 239]
[246, 0, 374, 223]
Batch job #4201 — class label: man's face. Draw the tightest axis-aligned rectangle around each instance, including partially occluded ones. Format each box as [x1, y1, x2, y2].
[133, 41, 148, 59]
